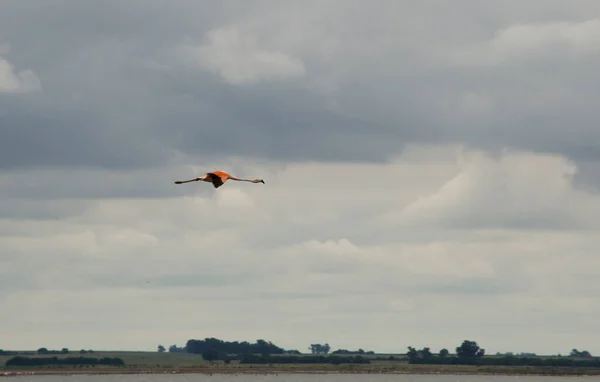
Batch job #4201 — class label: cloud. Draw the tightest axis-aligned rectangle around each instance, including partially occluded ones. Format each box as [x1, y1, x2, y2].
[2, 145, 600, 354]
[2, 0, 600, 356]
[2, 1, 600, 168]
[181, 25, 306, 85]
[382, 149, 600, 230]
[0, 56, 42, 93]
[0, 43, 9, 55]
[0, 41, 41, 93]
[443, 18, 600, 74]
[482, 19, 600, 64]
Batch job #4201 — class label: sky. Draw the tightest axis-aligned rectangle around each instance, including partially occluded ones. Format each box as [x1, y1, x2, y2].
[1, 0, 600, 356]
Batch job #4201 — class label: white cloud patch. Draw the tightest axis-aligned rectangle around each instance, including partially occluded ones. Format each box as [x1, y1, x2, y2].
[383, 149, 600, 230]
[181, 25, 306, 85]
[0, 57, 42, 93]
[215, 188, 256, 210]
[451, 18, 600, 66]
[2, 145, 600, 353]
[490, 19, 600, 57]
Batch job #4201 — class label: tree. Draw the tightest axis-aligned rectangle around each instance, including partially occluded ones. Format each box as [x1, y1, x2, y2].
[169, 345, 185, 352]
[456, 340, 485, 358]
[420, 347, 432, 359]
[37, 348, 48, 355]
[406, 346, 433, 362]
[309, 344, 331, 354]
[406, 346, 419, 362]
[439, 348, 449, 357]
[186, 337, 284, 355]
[570, 349, 592, 358]
[61, 348, 69, 354]
[157, 345, 166, 353]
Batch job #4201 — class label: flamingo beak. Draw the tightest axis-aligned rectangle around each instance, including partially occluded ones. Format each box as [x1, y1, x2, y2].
[261, 180, 265, 184]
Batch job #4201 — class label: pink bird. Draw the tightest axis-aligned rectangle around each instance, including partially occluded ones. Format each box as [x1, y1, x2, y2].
[174, 170, 265, 189]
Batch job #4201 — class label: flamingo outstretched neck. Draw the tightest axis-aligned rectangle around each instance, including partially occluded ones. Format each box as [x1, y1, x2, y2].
[174, 170, 265, 189]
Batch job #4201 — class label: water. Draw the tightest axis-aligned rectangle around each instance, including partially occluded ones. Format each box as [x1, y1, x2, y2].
[4, 375, 590, 382]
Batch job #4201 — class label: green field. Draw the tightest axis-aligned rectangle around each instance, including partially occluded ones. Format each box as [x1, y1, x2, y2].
[0, 350, 406, 368]
[2, 351, 600, 376]
[0, 351, 206, 369]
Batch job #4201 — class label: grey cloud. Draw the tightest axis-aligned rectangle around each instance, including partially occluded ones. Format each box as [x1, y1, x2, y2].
[78, 271, 254, 291]
[2, 0, 600, 174]
[573, 160, 600, 192]
[0, 199, 89, 221]
[413, 276, 531, 295]
[3, 0, 600, 353]
[0, 261, 41, 291]
[0, 96, 170, 170]
[0, 165, 194, 201]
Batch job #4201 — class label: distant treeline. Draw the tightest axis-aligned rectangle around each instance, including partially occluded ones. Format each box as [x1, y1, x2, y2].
[0, 348, 94, 356]
[177, 338, 371, 364]
[36, 347, 70, 355]
[239, 354, 370, 364]
[162, 338, 597, 369]
[407, 341, 598, 368]
[185, 338, 286, 355]
[163, 338, 373, 357]
[332, 349, 375, 355]
[5, 356, 124, 367]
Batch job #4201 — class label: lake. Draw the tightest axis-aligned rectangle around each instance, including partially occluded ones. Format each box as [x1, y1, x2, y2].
[4, 374, 592, 382]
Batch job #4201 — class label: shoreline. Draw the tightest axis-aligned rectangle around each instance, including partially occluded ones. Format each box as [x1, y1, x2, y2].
[3, 366, 600, 377]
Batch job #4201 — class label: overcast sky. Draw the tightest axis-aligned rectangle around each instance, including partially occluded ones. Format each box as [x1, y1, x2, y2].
[2, 0, 600, 356]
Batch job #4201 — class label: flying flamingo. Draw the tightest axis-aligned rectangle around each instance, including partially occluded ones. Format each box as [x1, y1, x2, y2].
[174, 170, 265, 189]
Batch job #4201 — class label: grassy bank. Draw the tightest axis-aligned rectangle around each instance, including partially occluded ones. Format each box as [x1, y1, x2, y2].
[1, 351, 205, 369]
[2, 351, 600, 377]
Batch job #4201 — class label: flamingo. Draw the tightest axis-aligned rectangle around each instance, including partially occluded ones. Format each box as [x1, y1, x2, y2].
[174, 170, 265, 189]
